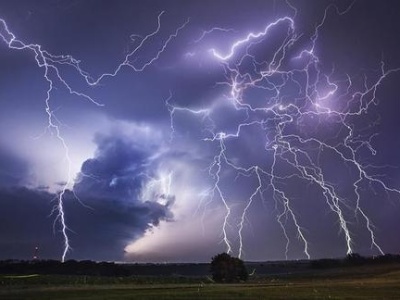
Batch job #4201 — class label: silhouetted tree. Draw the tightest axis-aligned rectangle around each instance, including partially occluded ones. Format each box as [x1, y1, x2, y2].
[210, 252, 248, 283]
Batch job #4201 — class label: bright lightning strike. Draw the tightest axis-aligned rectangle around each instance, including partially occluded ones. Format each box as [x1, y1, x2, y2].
[0, 13, 188, 262]
[169, 3, 400, 260]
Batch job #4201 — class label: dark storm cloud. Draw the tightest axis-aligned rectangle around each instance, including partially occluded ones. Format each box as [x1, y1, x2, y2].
[62, 190, 173, 261]
[0, 133, 173, 261]
[69, 133, 173, 261]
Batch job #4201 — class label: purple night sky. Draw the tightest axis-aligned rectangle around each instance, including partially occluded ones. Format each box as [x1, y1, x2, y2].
[0, 0, 399, 262]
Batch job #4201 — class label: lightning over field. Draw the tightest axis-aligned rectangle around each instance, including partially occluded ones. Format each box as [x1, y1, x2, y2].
[0, 0, 399, 262]
[168, 3, 400, 259]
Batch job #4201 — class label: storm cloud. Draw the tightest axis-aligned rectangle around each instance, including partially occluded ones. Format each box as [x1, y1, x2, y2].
[69, 130, 174, 260]
[0, 129, 175, 261]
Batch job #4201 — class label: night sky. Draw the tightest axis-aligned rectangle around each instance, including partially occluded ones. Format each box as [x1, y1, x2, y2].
[0, 0, 399, 263]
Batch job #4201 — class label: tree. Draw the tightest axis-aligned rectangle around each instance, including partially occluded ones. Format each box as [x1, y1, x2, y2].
[210, 252, 248, 283]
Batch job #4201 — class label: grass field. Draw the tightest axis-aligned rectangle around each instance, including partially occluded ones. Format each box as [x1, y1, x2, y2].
[1, 263, 400, 299]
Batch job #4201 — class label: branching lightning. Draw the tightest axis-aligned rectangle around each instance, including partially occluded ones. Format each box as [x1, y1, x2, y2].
[0, 12, 188, 262]
[1, 2, 399, 262]
[169, 3, 400, 259]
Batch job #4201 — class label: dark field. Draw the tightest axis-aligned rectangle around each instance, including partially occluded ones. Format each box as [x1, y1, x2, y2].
[1, 260, 400, 299]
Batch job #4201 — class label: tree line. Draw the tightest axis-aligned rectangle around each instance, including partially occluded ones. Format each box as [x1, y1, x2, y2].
[0, 253, 399, 280]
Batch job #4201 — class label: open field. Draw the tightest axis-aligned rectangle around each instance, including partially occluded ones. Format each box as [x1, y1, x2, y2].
[1, 263, 400, 299]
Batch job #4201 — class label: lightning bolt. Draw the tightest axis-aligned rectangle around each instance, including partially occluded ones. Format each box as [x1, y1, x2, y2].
[169, 2, 400, 259]
[0, 12, 188, 262]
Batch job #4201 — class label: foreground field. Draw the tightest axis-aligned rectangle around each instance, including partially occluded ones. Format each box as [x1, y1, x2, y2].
[1, 263, 400, 299]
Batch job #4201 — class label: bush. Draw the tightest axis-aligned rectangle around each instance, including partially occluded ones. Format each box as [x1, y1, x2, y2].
[210, 253, 248, 283]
